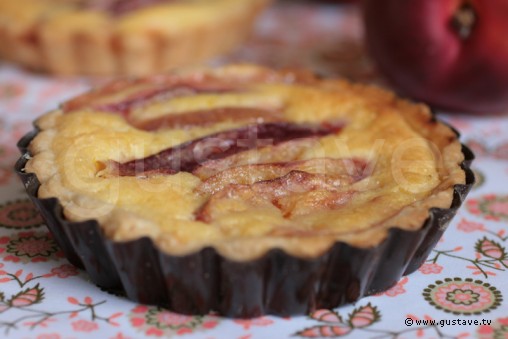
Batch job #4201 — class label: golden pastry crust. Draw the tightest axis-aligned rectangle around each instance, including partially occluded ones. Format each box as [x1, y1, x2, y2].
[26, 64, 466, 261]
[0, 0, 270, 75]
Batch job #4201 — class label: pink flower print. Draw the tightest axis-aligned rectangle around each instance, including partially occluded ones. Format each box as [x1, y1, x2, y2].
[466, 265, 496, 277]
[0, 263, 8, 283]
[494, 142, 508, 160]
[71, 319, 99, 332]
[0, 82, 25, 100]
[477, 324, 494, 335]
[467, 199, 482, 215]
[67, 296, 94, 306]
[295, 303, 381, 337]
[23, 318, 57, 328]
[1, 231, 63, 263]
[146, 328, 164, 336]
[498, 229, 507, 239]
[424, 278, 502, 314]
[233, 317, 274, 330]
[296, 324, 351, 337]
[106, 312, 123, 327]
[457, 219, 485, 233]
[348, 303, 380, 328]
[0, 199, 43, 229]
[446, 289, 479, 306]
[476, 238, 506, 260]
[46, 264, 79, 278]
[310, 309, 342, 323]
[128, 305, 219, 337]
[7, 235, 56, 258]
[468, 195, 508, 221]
[37, 334, 61, 339]
[110, 333, 133, 339]
[376, 276, 408, 297]
[502, 259, 508, 269]
[130, 306, 147, 328]
[477, 316, 508, 339]
[146, 309, 200, 333]
[434, 283, 488, 311]
[489, 200, 508, 214]
[132, 305, 149, 314]
[419, 263, 444, 275]
[8, 284, 44, 307]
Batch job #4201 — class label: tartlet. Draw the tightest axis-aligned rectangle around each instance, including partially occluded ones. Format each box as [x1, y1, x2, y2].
[16, 64, 474, 317]
[0, 0, 270, 75]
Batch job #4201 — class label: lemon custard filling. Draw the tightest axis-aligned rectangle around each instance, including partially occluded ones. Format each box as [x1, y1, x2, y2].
[26, 65, 466, 260]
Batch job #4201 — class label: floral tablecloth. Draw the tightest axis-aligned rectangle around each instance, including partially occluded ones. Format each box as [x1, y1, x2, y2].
[0, 2, 507, 339]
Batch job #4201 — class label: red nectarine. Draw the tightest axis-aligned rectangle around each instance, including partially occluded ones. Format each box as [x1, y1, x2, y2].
[363, 0, 508, 113]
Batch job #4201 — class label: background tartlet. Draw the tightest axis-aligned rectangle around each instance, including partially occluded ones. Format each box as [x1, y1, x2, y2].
[0, 0, 271, 75]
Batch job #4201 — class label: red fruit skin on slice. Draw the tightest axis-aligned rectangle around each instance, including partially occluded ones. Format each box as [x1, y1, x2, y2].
[112, 122, 344, 176]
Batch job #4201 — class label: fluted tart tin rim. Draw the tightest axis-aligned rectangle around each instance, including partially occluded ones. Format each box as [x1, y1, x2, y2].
[14, 126, 474, 317]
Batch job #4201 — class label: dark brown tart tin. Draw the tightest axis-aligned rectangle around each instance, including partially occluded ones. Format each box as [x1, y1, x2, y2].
[15, 128, 475, 318]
